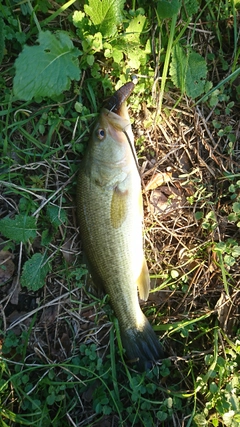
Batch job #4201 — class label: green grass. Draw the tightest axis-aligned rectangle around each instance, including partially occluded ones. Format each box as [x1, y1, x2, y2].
[0, 0, 240, 426]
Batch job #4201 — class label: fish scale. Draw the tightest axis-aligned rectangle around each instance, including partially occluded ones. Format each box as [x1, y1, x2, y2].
[78, 154, 143, 330]
[77, 88, 164, 370]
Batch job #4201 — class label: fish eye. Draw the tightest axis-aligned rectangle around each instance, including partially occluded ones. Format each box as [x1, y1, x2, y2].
[96, 128, 105, 140]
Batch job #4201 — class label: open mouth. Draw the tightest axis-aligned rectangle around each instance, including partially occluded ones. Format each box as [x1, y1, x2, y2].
[103, 80, 137, 115]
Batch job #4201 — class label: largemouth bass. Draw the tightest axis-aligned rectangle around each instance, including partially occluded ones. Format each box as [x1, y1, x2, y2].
[77, 82, 164, 370]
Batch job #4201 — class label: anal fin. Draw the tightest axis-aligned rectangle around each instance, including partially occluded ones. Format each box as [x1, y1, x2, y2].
[136, 258, 150, 301]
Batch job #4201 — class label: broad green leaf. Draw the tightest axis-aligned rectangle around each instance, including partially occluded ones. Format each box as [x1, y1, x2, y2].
[112, 48, 123, 63]
[13, 31, 81, 101]
[21, 253, 50, 291]
[224, 255, 236, 267]
[46, 393, 56, 405]
[156, 0, 181, 19]
[127, 51, 142, 69]
[228, 213, 238, 222]
[233, 202, 240, 213]
[46, 205, 67, 227]
[41, 229, 53, 246]
[0, 215, 37, 243]
[72, 10, 91, 40]
[185, 51, 207, 98]
[124, 15, 147, 68]
[126, 15, 146, 42]
[195, 211, 204, 220]
[181, 0, 200, 20]
[170, 44, 207, 98]
[109, 15, 147, 69]
[232, 246, 240, 257]
[84, 0, 125, 37]
[169, 44, 186, 92]
[72, 10, 85, 26]
[157, 411, 168, 422]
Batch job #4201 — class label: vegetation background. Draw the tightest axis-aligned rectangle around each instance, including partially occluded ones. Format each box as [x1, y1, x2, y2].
[0, 0, 239, 426]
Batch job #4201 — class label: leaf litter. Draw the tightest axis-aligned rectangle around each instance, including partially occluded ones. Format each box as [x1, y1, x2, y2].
[0, 250, 15, 285]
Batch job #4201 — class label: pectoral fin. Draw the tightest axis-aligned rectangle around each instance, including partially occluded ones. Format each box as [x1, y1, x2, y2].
[110, 187, 128, 229]
[137, 258, 150, 301]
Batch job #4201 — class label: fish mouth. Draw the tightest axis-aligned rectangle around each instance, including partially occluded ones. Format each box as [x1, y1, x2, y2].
[100, 107, 131, 143]
[103, 81, 136, 117]
[100, 80, 139, 170]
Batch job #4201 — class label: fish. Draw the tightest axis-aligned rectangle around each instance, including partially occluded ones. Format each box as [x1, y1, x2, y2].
[76, 81, 164, 370]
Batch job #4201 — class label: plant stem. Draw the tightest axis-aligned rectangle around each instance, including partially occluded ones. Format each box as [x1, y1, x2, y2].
[40, 0, 77, 28]
[27, 0, 41, 33]
[157, 14, 178, 116]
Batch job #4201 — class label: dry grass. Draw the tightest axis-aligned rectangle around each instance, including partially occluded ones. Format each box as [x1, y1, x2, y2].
[140, 93, 240, 335]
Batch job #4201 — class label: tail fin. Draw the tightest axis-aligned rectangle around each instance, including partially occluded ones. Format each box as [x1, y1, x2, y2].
[120, 315, 165, 371]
